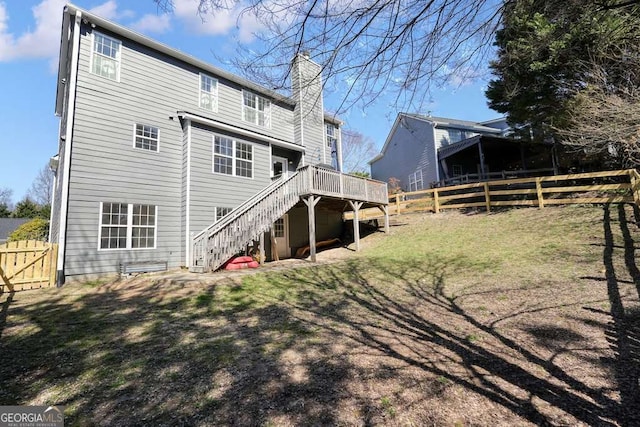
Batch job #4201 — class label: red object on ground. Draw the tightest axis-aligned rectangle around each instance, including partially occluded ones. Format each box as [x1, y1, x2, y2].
[224, 256, 259, 270]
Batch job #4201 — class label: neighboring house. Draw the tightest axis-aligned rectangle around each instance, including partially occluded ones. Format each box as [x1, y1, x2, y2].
[50, 4, 388, 284]
[0, 219, 31, 244]
[370, 113, 555, 189]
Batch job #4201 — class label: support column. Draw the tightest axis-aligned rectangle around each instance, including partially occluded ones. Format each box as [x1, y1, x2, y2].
[349, 201, 364, 251]
[378, 205, 390, 233]
[259, 232, 265, 266]
[303, 195, 321, 262]
[478, 141, 486, 178]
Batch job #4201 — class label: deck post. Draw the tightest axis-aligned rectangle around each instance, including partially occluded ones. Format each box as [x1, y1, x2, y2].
[303, 195, 321, 262]
[349, 201, 364, 251]
[378, 205, 390, 233]
[259, 232, 265, 265]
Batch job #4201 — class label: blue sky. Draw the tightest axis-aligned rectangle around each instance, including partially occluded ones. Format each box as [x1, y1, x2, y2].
[0, 0, 499, 204]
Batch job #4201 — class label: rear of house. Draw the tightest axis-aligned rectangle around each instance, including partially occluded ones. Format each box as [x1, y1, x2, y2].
[50, 4, 377, 283]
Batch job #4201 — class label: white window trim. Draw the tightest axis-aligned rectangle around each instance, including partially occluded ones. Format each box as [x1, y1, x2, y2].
[408, 170, 424, 192]
[214, 206, 232, 222]
[89, 31, 121, 82]
[212, 135, 255, 180]
[132, 123, 160, 152]
[326, 123, 337, 149]
[199, 73, 218, 112]
[97, 202, 158, 251]
[242, 90, 271, 128]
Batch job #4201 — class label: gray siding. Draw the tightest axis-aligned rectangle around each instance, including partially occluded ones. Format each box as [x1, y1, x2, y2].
[371, 117, 437, 190]
[292, 55, 330, 166]
[63, 26, 185, 276]
[188, 124, 271, 235]
[287, 206, 343, 253]
[55, 21, 336, 278]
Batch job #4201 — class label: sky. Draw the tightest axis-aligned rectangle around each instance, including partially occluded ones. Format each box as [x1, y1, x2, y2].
[0, 0, 499, 205]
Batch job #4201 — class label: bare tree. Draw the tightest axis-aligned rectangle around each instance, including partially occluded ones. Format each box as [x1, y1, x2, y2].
[155, 0, 504, 113]
[341, 129, 378, 174]
[555, 52, 640, 167]
[0, 187, 11, 205]
[0, 186, 12, 212]
[28, 164, 53, 206]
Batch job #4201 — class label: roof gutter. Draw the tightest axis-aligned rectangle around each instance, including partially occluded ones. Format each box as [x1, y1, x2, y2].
[176, 112, 306, 153]
[56, 7, 82, 285]
[63, 3, 295, 107]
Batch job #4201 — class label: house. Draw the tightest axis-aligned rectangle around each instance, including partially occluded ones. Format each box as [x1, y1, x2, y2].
[370, 113, 555, 189]
[50, 4, 388, 284]
[0, 218, 31, 244]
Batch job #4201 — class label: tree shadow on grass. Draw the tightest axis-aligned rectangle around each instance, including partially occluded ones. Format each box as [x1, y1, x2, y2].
[267, 257, 621, 425]
[0, 207, 637, 425]
[601, 204, 640, 425]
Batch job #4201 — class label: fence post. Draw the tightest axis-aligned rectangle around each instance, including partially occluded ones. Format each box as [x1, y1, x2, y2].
[484, 182, 491, 213]
[535, 177, 544, 208]
[395, 193, 401, 215]
[629, 170, 640, 207]
[434, 188, 440, 213]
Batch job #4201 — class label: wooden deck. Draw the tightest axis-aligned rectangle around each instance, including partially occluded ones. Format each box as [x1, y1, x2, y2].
[191, 166, 388, 272]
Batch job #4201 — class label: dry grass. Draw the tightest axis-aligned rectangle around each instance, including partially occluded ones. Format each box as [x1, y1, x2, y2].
[1, 204, 639, 426]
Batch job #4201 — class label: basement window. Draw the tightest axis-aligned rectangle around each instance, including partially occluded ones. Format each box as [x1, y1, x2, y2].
[99, 202, 157, 250]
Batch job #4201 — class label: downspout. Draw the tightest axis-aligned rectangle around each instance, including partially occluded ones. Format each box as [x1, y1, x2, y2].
[336, 125, 343, 172]
[297, 56, 305, 166]
[185, 119, 192, 267]
[56, 9, 82, 285]
[433, 124, 440, 182]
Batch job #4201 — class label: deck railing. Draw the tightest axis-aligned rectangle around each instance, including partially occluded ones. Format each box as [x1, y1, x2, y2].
[303, 166, 388, 204]
[190, 165, 388, 272]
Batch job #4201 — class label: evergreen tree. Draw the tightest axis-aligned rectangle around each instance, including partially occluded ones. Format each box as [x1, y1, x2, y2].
[486, 0, 640, 144]
[12, 197, 41, 219]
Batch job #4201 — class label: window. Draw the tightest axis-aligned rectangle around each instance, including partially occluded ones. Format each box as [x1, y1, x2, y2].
[452, 165, 463, 176]
[235, 142, 253, 178]
[99, 203, 128, 249]
[243, 91, 270, 127]
[273, 218, 285, 238]
[215, 207, 232, 222]
[91, 32, 121, 81]
[408, 170, 423, 192]
[213, 136, 253, 178]
[134, 124, 159, 152]
[214, 136, 233, 175]
[326, 123, 338, 149]
[99, 202, 156, 250]
[448, 129, 474, 144]
[200, 74, 218, 111]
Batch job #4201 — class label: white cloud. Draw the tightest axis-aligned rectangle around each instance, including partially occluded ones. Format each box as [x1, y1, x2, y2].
[89, 0, 118, 20]
[130, 13, 172, 34]
[0, 0, 129, 64]
[0, 0, 67, 62]
[172, 0, 264, 43]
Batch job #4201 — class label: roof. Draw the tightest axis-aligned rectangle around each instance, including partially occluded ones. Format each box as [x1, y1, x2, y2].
[437, 135, 527, 159]
[403, 113, 502, 134]
[0, 218, 31, 241]
[56, 3, 341, 125]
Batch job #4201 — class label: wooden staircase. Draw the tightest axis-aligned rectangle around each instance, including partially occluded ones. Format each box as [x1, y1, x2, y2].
[190, 165, 388, 272]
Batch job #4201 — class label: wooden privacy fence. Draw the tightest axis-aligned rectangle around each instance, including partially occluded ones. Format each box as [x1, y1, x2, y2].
[0, 240, 58, 292]
[347, 169, 640, 220]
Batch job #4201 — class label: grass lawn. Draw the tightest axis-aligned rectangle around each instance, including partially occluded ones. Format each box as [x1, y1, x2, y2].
[1, 204, 640, 426]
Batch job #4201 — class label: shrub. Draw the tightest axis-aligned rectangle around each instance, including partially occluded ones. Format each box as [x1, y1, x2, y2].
[8, 218, 49, 242]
